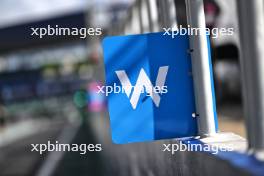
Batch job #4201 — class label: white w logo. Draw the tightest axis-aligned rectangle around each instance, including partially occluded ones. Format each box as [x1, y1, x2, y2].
[115, 66, 169, 109]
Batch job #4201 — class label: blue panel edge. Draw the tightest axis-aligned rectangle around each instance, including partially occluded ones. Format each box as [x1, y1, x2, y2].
[207, 37, 219, 132]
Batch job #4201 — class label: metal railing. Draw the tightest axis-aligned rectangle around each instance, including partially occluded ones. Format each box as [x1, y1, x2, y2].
[107, 0, 264, 152]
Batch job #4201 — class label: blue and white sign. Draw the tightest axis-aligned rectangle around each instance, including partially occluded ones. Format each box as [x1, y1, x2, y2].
[103, 32, 197, 144]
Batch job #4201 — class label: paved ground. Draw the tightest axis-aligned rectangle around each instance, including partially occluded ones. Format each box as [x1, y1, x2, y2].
[0, 119, 65, 176]
[52, 123, 104, 176]
[0, 103, 248, 176]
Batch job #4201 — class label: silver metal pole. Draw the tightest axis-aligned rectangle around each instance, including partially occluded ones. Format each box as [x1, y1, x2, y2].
[185, 0, 217, 136]
[140, 0, 150, 33]
[146, 0, 154, 32]
[138, 0, 144, 33]
[237, 0, 264, 150]
[146, 0, 159, 32]
[159, 0, 171, 28]
[168, 0, 178, 28]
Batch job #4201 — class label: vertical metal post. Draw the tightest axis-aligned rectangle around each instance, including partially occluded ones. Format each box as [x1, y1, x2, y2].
[237, 0, 264, 150]
[140, 0, 150, 33]
[146, 0, 154, 32]
[168, 0, 178, 28]
[159, 0, 171, 28]
[146, 0, 159, 32]
[185, 0, 217, 136]
[130, 6, 140, 34]
[138, 0, 144, 33]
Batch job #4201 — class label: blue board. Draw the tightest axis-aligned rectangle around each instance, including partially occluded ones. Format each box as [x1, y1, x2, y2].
[103, 32, 198, 144]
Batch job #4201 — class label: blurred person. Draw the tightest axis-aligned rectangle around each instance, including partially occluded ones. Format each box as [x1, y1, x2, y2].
[0, 103, 6, 129]
[73, 89, 90, 124]
[204, 0, 220, 30]
[87, 81, 106, 113]
[174, 0, 220, 28]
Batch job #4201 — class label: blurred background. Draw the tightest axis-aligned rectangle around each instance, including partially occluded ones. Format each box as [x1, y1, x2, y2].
[0, 0, 246, 176]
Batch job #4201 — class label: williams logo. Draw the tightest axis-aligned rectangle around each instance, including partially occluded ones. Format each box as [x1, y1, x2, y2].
[116, 66, 169, 109]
